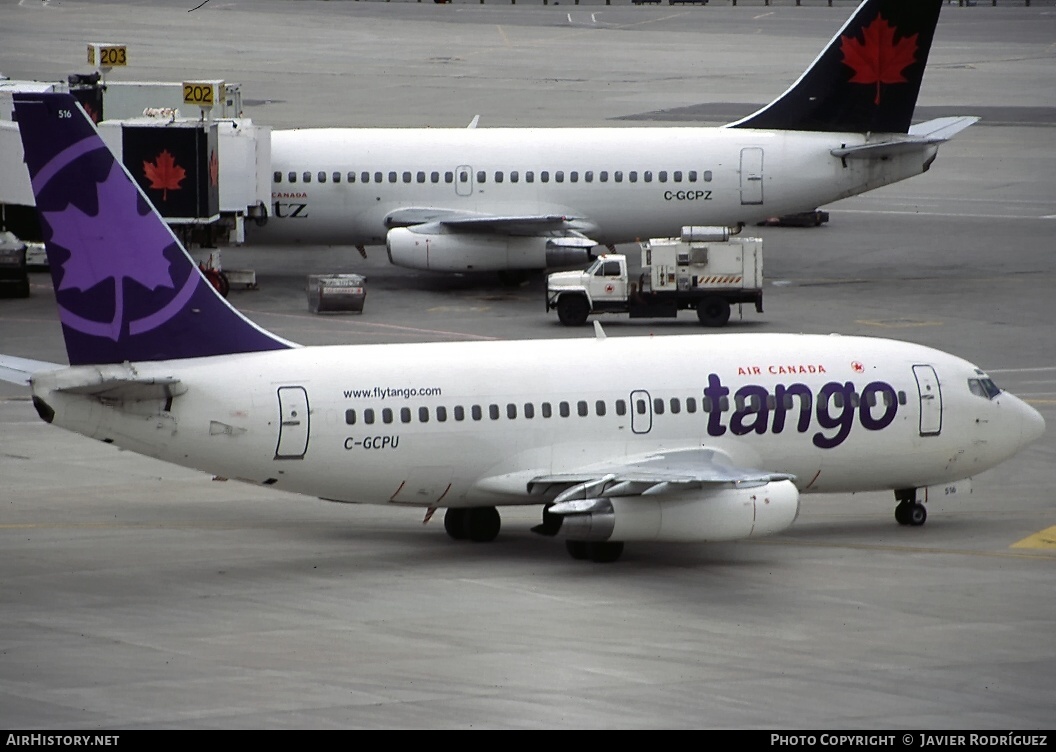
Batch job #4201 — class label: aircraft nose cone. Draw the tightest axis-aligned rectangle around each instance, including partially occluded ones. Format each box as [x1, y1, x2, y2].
[1022, 402, 1046, 446]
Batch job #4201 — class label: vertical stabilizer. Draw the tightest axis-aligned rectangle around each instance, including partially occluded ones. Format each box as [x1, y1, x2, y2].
[13, 92, 294, 366]
[728, 0, 943, 133]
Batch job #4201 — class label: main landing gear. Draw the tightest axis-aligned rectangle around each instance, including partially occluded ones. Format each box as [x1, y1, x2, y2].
[894, 489, 927, 526]
[443, 506, 501, 542]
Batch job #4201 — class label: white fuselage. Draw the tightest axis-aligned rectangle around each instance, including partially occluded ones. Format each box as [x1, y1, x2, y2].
[252, 127, 935, 250]
[31, 334, 1040, 510]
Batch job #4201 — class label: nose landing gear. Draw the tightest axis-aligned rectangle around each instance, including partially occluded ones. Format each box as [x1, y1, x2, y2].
[894, 489, 927, 526]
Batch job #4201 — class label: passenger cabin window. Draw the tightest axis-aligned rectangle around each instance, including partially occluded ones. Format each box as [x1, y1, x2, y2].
[273, 171, 282, 183]
[703, 170, 713, 182]
[629, 171, 638, 183]
[417, 171, 426, 183]
[477, 171, 487, 183]
[431, 171, 440, 183]
[318, 171, 327, 183]
[644, 171, 653, 182]
[388, 171, 398, 183]
[495, 172, 504, 183]
[510, 171, 519, 183]
[526, 171, 535, 183]
[541, 171, 550, 183]
[674, 171, 683, 182]
[600, 171, 609, 182]
[287, 171, 297, 183]
[303, 172, 312, 183]
[332, 172, 341, 183]
[403, 171, 412, 183]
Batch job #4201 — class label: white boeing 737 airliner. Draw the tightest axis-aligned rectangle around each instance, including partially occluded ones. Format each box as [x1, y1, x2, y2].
[1, 93, 1042, 562]
[250, 0, 977, 275]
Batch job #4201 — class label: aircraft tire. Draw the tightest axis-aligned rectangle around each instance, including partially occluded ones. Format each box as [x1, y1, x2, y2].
[895, 503, 910, 525]
[697, 297, 731, 327]
[466, 507, 501, 542]
[444, 508, 468, 540]
[557, 295, 590, 326]
[589, 541, 624, 563]
[566, 540, 590, 560]
[908, 503, 927, 526]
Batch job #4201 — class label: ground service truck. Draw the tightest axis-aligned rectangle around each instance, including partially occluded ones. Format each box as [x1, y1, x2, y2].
[546, 227, 764, 327]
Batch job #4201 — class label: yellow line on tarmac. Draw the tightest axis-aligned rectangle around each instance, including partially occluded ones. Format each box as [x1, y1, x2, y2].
[1011, 526, 1056, 550]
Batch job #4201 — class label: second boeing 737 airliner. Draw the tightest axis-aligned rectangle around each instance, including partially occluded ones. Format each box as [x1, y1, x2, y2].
[250, 0, 977, 274]
[1, 93, 1042, 562]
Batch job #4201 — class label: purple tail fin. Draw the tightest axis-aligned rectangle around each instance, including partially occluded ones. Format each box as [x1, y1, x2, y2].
[13, 92, 294, 366]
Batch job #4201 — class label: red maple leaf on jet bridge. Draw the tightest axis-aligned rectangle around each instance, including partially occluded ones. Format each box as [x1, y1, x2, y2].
[143, 149, 186, 202]
[840, 14, 919, 106]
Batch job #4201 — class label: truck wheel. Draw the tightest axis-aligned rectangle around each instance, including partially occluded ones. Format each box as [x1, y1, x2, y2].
[557, 295, 590, 326]
[696, 297, 731, 327]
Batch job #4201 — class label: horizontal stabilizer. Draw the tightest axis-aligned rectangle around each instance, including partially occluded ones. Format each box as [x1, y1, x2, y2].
[830, 116, 977, 159]
[36, 363, 186, 402]
[0, 355, 63, 386]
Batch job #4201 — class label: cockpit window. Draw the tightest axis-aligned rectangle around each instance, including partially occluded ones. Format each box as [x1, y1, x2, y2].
[968, 377, 1002, 400]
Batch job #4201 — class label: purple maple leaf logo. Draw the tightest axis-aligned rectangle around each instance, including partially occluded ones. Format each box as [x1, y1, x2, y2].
[42, 162, 178, 341]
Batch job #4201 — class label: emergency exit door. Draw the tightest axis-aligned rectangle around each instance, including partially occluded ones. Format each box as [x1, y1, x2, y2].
[275, 386, 310, 459]
[740, 147, 764, 205]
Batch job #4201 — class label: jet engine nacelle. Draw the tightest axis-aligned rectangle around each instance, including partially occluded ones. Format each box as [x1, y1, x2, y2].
[386, 227, 592, 272]
[551, 480, 800, 543]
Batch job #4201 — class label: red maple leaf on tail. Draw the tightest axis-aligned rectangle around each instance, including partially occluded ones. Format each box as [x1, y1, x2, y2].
[840, 14, 918, 106]
[143, 149, 186, 201]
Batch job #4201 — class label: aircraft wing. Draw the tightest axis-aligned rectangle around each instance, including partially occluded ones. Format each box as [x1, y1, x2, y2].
[0, 355, 63, 386]
[384, 207, 598, 242]
[527, 447, 795, 502]
[830, 116, 979, 160]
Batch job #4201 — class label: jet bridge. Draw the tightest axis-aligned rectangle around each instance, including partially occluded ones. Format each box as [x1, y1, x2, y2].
[0, 76, 271, 253]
